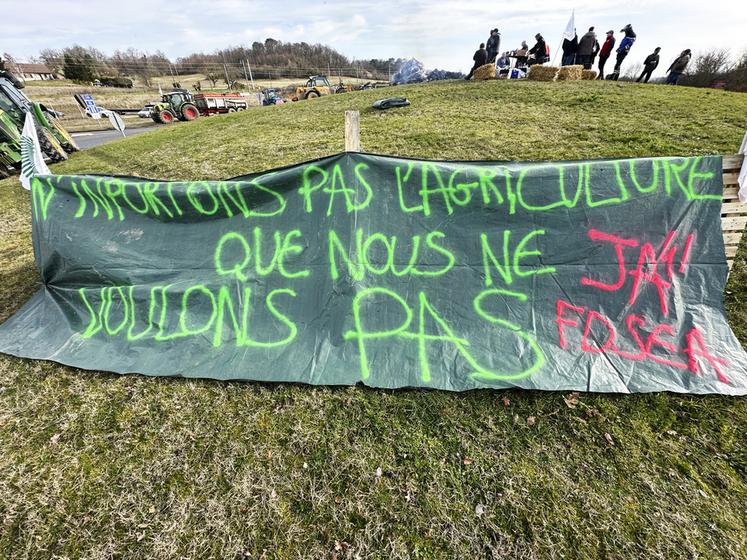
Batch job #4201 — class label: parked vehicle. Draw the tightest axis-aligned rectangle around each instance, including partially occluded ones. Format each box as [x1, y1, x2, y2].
[0, 70, 77, 176]
[193, 92, 248, 115]
[138, 104, 154, 118]
[261, 88, 283, 106]
[150, 89, 199, 124]
[292, 76, 333, 100]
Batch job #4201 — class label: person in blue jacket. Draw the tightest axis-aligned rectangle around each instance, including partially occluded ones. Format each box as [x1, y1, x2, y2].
[610, 24, 636, 80]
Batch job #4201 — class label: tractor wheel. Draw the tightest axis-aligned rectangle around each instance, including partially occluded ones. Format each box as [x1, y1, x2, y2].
[158, 110, 176, 124]
[37, 125, 68, 163]
[236, 106, 246, 111]
[227, 108, 237, 113]
[180, 104, 199, 121]
[305, 90, 320, 99]
[0, 165, 9, 179]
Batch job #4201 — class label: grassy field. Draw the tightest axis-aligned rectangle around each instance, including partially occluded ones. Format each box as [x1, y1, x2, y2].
[0, 79, 746, 559]
[23, 74, 376, 132]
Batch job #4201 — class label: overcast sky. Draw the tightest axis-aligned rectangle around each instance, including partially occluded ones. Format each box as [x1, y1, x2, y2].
[3, 0, 746, 78]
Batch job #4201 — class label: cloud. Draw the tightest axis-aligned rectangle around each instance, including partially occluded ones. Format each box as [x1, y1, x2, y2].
[3, 0, 745, 75]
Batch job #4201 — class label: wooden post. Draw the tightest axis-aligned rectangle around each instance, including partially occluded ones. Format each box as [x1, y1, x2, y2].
[344, 110, 360, 152]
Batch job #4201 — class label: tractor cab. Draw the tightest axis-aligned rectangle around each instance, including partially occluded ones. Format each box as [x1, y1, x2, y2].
[261, 88, 283, 106]
[305, 76, 331, 88]
[294, 75, 332, 100]
[0, 86, 25, 125]
[163, 89, 193, 107]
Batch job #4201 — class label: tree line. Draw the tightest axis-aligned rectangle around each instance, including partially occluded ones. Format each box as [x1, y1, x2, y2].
[32, 40, 399, 85]
[678, 50, 747, 91]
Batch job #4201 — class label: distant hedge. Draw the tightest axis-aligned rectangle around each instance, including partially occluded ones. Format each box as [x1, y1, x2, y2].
[98, 76, 133, 88]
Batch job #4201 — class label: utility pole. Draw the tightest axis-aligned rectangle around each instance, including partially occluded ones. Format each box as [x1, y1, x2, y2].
[223, 63, 230, 87]
[241, 59, 249, 82]
[245, 59, 255, 90]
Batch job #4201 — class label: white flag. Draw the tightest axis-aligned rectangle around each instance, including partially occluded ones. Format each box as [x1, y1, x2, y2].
[19, 113, 51, 191]
[562, 10, 576, 41]
[738, 130, 747, 203]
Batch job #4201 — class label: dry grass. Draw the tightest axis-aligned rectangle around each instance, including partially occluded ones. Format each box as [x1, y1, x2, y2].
[0, 79, 746, 559]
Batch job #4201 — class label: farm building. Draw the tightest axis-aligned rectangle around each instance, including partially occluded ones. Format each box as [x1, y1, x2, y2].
[12, 63, 58, 81]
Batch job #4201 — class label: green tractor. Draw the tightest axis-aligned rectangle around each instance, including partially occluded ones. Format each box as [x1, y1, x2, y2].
[151, 89, 200, 124]
[0, 69, 78, 177]
[0, 108, 21, 179]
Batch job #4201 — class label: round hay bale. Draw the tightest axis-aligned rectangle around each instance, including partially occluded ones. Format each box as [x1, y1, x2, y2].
[527, 65, 559, 82]
[472, 63, 496, 80]
[581, 69, 598, 80]
[557, 65, 584, 81]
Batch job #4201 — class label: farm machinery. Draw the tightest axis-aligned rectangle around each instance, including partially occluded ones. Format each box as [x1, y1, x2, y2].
[150, 89, 200, 124]
[292, 76, 333, 100]
[0, 70, 78, 177]
[194, 92, 248, 114]
[290, 75, 358, 101]
[151, 90, 249, 123]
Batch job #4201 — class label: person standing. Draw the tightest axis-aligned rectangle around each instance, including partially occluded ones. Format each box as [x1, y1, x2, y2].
[465, 43, 488, 79]
[610, 24, 636, 80]
[486, 29, 501, 63]
[528, 34, 548, 66]
[577, 27, 598, 69]
[666, 49, 691, 84]
[636, 47, 661, 83]
[561, 31, 578, 66]
[597, 30, 615, 79]
[514, 41, 529, 68]
[589, 37, 601, 68]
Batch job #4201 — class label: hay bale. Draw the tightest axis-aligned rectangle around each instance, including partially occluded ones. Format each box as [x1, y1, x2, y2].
[557, 65, 584, 81]
[581, 69, 597, 80]
[472, 63, 496, 80]
[527, 65, 559, 82]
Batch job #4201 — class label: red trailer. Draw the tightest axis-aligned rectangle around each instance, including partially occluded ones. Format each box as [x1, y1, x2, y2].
[193, 92, 249, 115]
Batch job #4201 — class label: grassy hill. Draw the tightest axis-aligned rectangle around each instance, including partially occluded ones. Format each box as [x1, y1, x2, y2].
[1, 79, 746, 559]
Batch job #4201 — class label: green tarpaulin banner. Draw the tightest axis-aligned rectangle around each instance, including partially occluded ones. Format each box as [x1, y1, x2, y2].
[1, 153, 746, 394]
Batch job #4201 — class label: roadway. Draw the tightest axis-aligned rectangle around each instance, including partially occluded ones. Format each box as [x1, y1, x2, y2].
[71, 125, 161, 149]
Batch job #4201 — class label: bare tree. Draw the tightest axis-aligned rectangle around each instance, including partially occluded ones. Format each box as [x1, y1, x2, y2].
[682, 49, 732, 87]
[620, 62, 643, 81]
[39, 48, 63, 73]
[727, 51, 747, 91]
[206, 70, 219, 88]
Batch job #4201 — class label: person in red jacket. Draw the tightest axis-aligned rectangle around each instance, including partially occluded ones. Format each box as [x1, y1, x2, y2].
[597, 30, 615, 79]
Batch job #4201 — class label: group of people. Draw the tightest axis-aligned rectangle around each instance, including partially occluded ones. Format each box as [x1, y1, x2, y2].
[466, 23, 693, 85]
[636, 48, 692, 85]
[560, 24, 637, 80]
